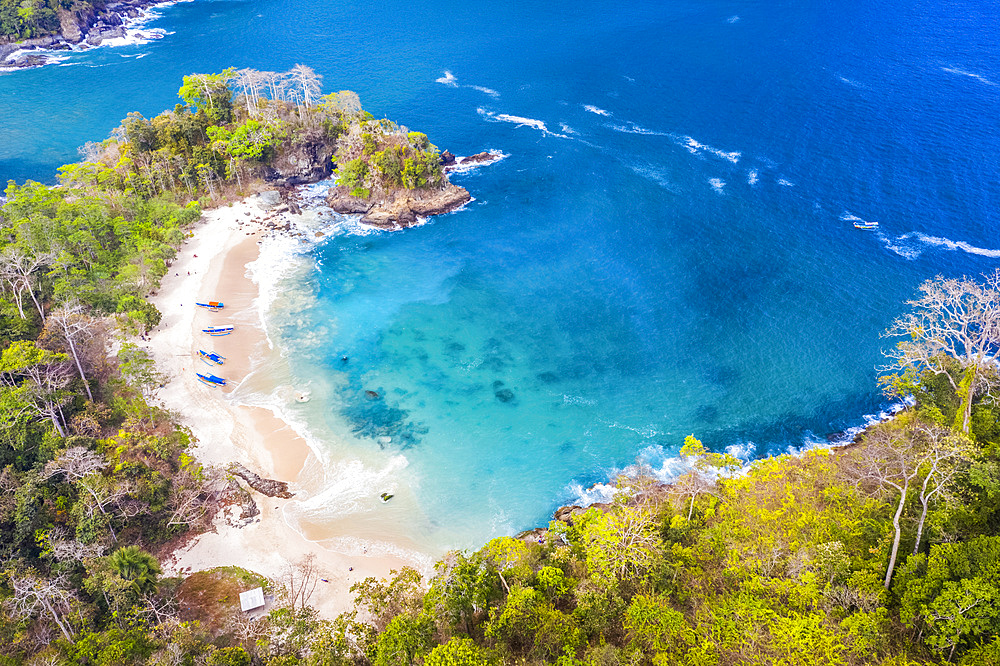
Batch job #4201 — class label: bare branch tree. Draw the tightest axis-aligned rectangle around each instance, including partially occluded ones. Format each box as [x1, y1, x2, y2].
[44, 446, 129, 543]
[911, 424, 971, 555]
[280, 553, 321, 611]
[842, 426, 927, 589]
[6, 572, 79, 642]
[22, 361, 73, 437]
[289, 64, 322, 110]
[0, 249, 54, 321]
[45, 303, 101, 402]
[883, 270, 1000, 433]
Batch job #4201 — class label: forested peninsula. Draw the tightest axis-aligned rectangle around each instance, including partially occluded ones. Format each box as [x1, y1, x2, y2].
[2, 68, 1000, 665]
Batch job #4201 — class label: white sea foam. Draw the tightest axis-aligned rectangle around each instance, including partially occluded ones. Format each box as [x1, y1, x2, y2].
[445, 149, 508, 175]
[777, 178, 794, 187]
[436, 70, 459, 86]
[877, 232, 922, 260]
[727, 15, 740, 23]
[837, 75, 867, 89]
[603, 420, 662, 439]
[286, 455, 410, 518]
[469, 85, 500, 97]
[583, 104, 611, 116]
[903, 232, 1000, 258]
[747, 168, 759, 185]
[477, 108, 569, 138]
[678, 135, 740, 163]
[560, 123, 576, 135]
[436, 71, 499, 96]
[941, 66, 996, 86]
[562, 394, 597, 406]
[709, 178, 725, 193]
[629, 164, 678, 192]
[607, 122, 669, 136]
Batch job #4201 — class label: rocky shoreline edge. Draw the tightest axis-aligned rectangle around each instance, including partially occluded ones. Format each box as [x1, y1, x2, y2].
[0, 0, 178, 69]
[517, 399, 911, 542]
[324, 150, 503, 229]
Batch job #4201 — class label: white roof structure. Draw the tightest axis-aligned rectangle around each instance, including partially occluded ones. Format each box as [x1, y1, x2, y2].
[239, 587, 265, 612]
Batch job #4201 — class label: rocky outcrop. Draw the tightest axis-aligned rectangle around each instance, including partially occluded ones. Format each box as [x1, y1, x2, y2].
[266, 136, 335, 186]
[443, 151, 505, 173]
[226, 463, 295, 499]
[325, 182, 472, 230]
[0, 0, 165, 69]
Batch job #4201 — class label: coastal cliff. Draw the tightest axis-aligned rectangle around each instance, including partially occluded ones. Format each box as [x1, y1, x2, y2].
[0, 0, 167, 68]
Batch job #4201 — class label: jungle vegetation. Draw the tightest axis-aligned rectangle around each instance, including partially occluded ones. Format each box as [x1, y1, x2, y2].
[1, 69, 999, 665]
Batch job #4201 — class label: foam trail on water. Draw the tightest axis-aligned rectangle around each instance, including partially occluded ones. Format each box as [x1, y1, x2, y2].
[777, 178, 794, 187]
[709, 178, 726, 193]
[904, 232, 1000, 258]
[877, 232, 922, 260]
[680, 136, 741, 163]
[583, 104, 611, 116]
[837, 75, 867, 89]
[747, 169, 759, 185]
[941, 66, 996, 86]
[477, 108, 569, 138]
[607, 122, 670, 136]
[727, 15, 740, 23]
[469, 85, 499, 97]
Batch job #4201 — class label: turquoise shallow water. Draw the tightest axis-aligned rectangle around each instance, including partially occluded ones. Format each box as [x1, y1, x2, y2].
[3, 0, 1000, 549]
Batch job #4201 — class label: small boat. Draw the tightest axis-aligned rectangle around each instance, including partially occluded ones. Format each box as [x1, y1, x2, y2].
[853, 220, 879, 230]
[198, 349, 225, 366]
[196, 372, 227, 387]
[202, 326, 234, 336]
[196, 301, 224, 311]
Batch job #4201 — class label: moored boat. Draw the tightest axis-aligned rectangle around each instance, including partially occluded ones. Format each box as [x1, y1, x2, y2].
[198, 349, 225, 365]
[202, 326, 234, 336]
[196, 301, 224, 311]
[196, 372, 227, 386]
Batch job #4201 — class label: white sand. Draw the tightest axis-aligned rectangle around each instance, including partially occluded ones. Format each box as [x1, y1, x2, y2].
[146, 198, 422, 617]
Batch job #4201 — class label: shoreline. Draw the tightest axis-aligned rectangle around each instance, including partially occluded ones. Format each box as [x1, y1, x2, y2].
[145, 192, 913, 615]
[0, 0, 184, 71]
[147, 198, 432, 616]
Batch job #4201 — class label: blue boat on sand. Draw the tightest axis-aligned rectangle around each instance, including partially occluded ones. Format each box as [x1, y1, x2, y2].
[196, 372, 227, 387]
[198, 349, 225, 365]
[203, 326, 234, 336]
[197, 301, 224, 311]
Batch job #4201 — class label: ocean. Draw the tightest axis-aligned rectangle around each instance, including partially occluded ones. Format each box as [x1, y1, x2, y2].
[2, 0, 999, 552]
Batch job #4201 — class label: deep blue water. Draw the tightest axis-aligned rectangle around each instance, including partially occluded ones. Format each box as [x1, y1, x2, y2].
[3, 0, 999, 548]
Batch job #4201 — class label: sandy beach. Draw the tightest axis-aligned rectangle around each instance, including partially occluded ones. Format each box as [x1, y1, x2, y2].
[146, 197, 427, 617]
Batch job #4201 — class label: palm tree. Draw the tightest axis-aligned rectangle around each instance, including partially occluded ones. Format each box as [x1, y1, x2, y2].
[107, 545, 161, 596]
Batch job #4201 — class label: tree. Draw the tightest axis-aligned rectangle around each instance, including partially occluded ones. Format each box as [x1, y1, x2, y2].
[280, 553, 321, 611]
[842, 426, 924, 589]
[0, 248, 54, 321]
[0, 341, 73, 437]
[352, 567, 424, 634]
[423, 637, 493, 666]
[925, 577, 1000, 660]
[883, 271, 1000, 434]
[289, 64, 322, 110]
[45, 302, 101, 401]
[107, 545, 161, 596]
[910, 424, 970, 555]
[5, 571, 79, 641]
[371, 613, 434, 666]
[44, 446, 136, 543]
[675, 435, 742, 520]
[580, 503, 662, 590]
